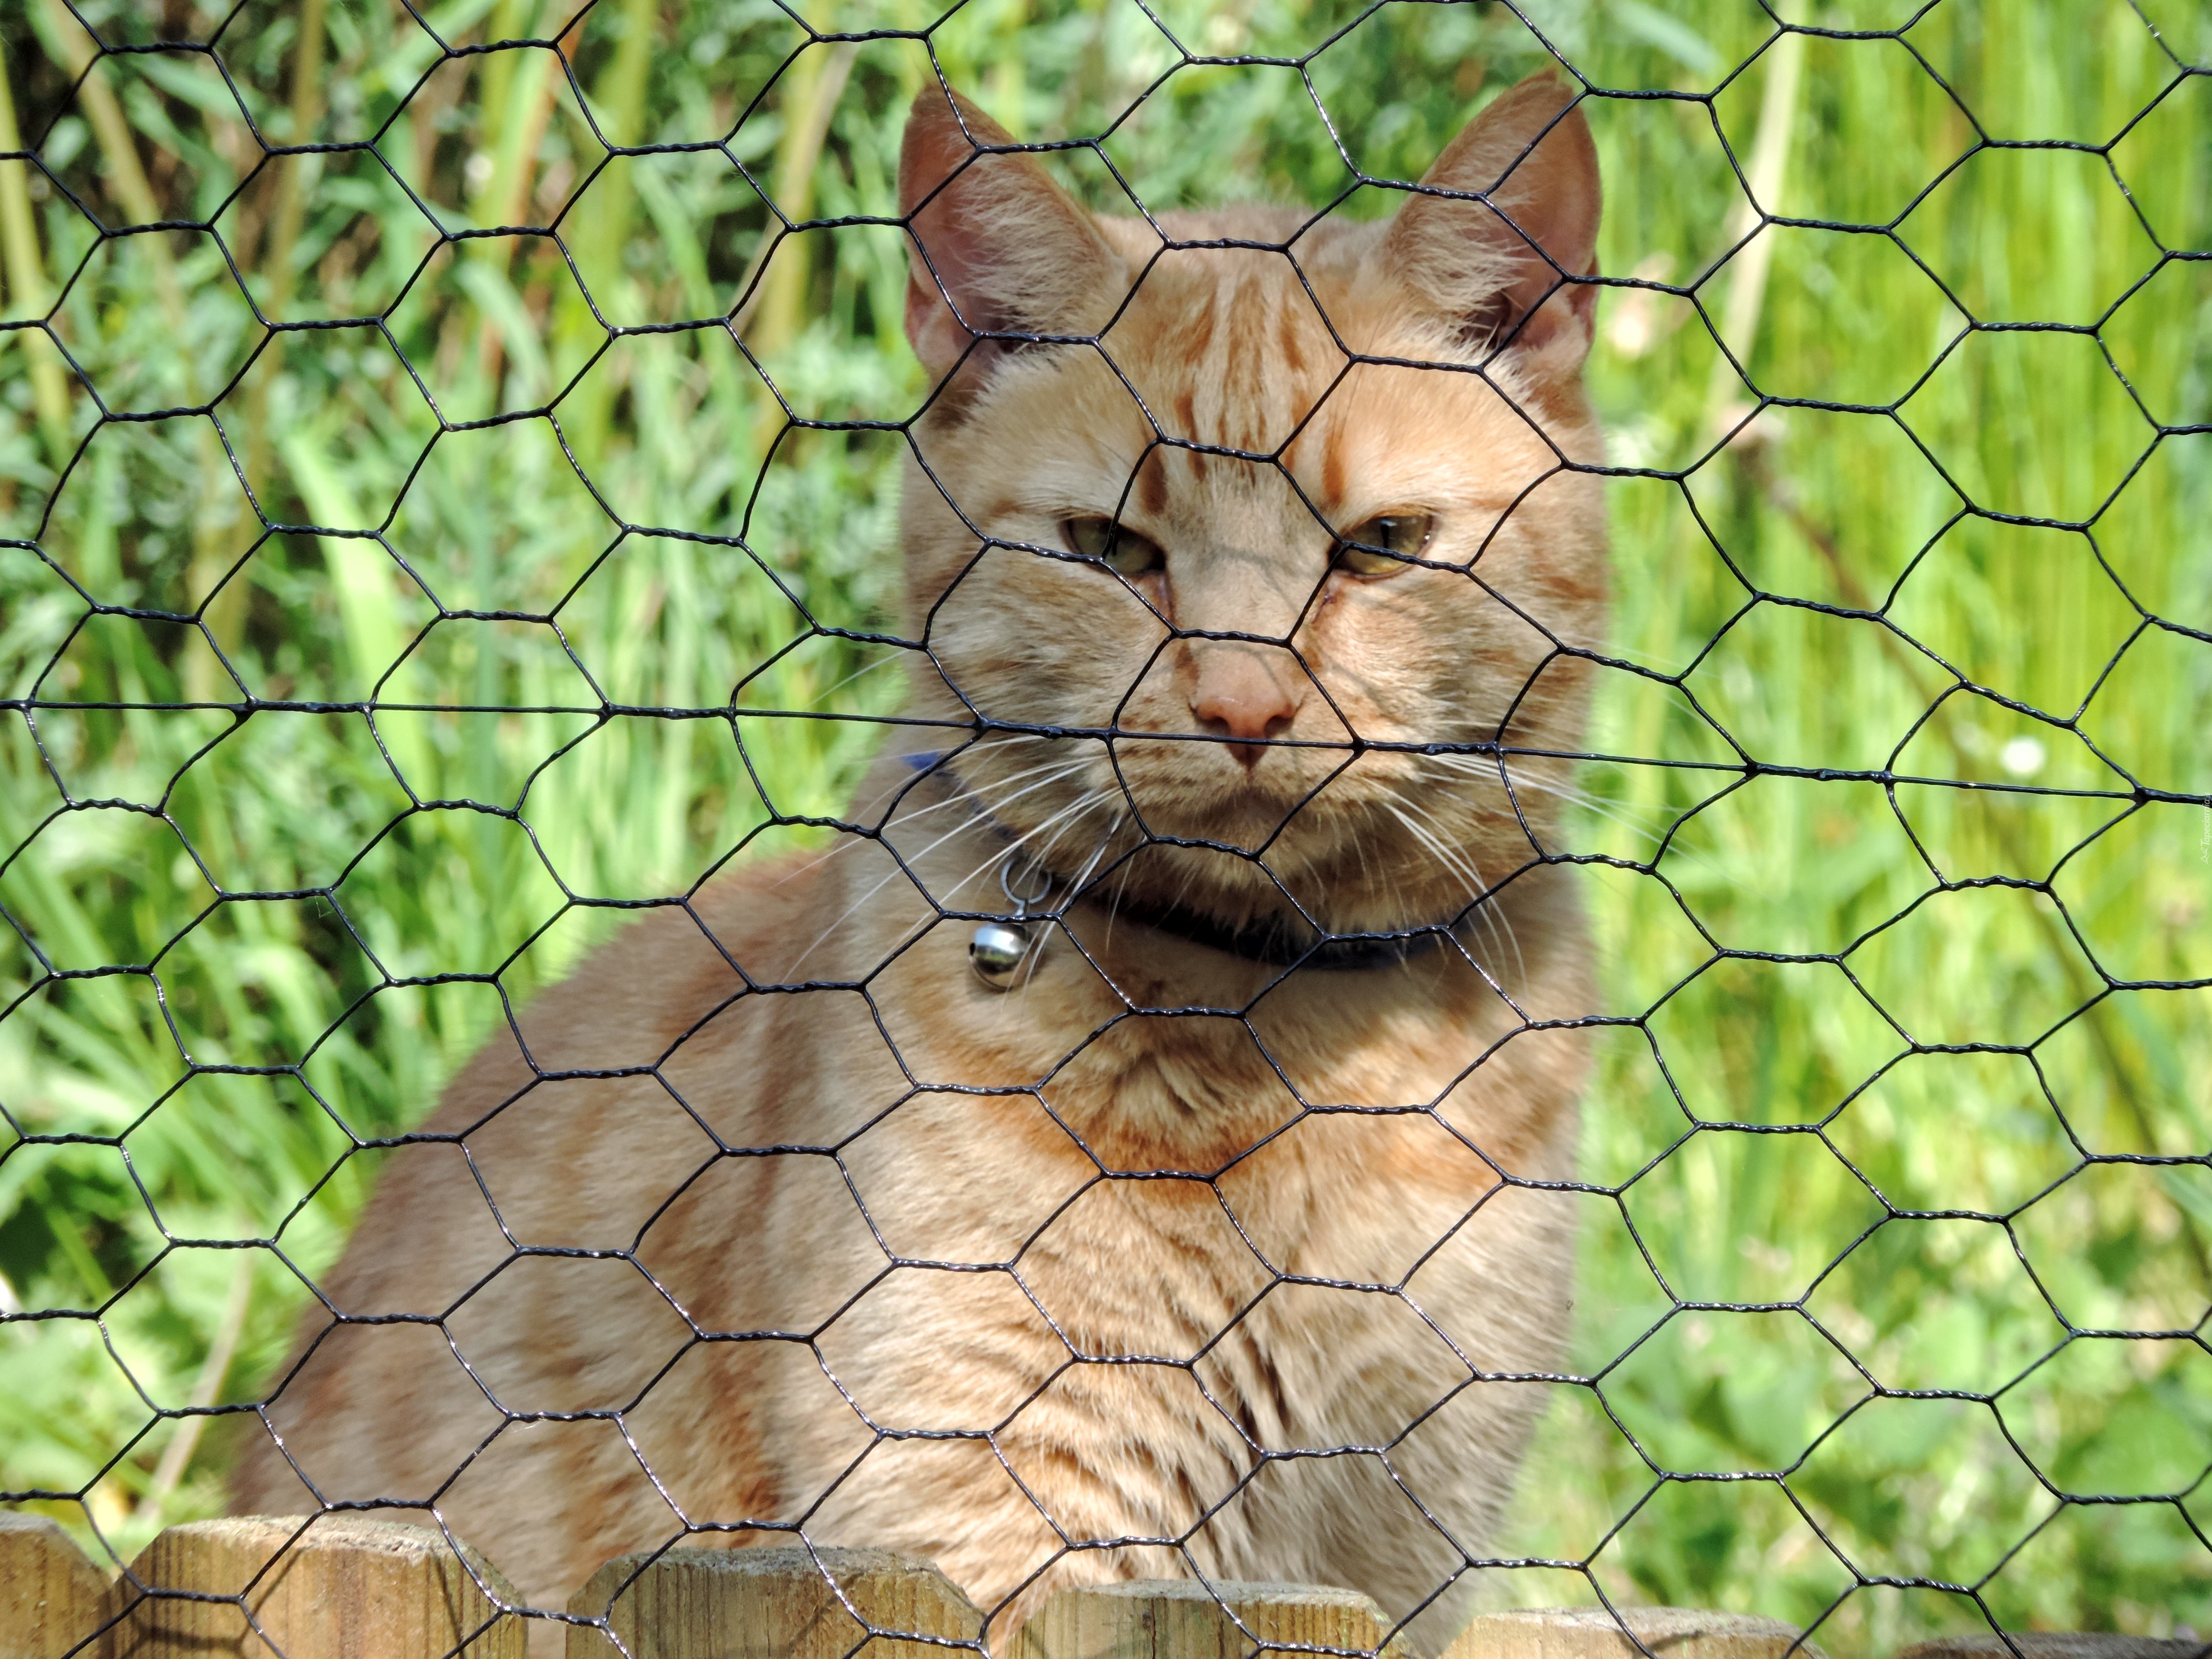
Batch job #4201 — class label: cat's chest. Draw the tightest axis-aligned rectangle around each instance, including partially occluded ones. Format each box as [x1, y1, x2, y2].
[844, 979, 1508, 1258]
[947, 962, 1519, 1152]
[803, 889, 1570, 1289]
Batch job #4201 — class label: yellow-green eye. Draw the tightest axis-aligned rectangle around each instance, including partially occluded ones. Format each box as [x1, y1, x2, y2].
[1334, 513, 1434, 577]
[1064, 516, 1166, 577]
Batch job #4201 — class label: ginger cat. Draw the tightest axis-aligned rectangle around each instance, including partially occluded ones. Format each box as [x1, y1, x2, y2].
[233, 68, 1608, 1656]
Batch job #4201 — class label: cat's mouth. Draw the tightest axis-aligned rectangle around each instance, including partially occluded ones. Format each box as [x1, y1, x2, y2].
[922, 740, 1535, 947]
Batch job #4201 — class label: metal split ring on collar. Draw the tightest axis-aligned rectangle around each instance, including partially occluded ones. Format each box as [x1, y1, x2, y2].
[969, 856, 1053, 991]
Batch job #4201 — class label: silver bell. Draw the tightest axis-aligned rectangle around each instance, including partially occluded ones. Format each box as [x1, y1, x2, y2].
[969, 920, 1034, 990]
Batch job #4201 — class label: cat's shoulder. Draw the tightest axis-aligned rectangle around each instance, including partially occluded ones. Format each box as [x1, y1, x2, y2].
[412, 849, 827, 1117]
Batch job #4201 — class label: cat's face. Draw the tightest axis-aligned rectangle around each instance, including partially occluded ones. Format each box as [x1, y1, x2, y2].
[895, 74, 1607, 936]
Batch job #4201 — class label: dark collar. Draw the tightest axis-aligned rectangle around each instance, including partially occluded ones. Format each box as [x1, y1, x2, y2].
[902, 748, 1479, 974]
[1067, 882, 1475, 972]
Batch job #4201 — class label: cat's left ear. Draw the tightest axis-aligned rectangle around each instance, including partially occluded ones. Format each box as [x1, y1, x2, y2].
[1382, 69, 1602, 374]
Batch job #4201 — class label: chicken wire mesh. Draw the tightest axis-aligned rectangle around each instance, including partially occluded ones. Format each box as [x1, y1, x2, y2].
[1, 0, 2210, 1654]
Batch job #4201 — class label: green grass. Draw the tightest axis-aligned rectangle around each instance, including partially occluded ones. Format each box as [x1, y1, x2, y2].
[1, 0, 2208, 1647]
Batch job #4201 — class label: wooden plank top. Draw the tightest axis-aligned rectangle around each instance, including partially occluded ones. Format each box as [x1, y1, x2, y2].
[1011, 1578, 1410, 1659]
[0, 1511, 113, 1659]
[566, 1543, 984, 1659]
[1443, 1607, 1826, 1659]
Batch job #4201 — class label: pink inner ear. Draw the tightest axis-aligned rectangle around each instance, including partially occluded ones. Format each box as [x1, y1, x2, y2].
[896, 85, 1123, 381]
[899, 89, 1014, 375]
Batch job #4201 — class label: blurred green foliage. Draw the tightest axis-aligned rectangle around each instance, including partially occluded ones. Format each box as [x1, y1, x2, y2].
[1, 0, 2208, 1648]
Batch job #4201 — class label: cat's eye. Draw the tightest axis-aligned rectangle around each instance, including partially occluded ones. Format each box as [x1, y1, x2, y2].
[1063, 516, 1166, 578]
[1334, 514, 1434, 578]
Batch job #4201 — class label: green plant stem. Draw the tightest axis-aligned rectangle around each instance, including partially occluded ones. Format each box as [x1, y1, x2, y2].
[1706, 28, 1804, 428]
[750, 43, 860, 351]
[239, 0, 328, 502]
[134, 1247, 254, 1528]
[745, 42, 859, 456]
[468, 0, 572, 392]
[544, 0, 656, 462]
[33, 0, 163, 233]
[34, 0, 241, 700]
[0, 56, 73, 453]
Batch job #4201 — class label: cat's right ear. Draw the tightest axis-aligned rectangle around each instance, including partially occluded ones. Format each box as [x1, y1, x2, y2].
[899, 85, 1121, 381]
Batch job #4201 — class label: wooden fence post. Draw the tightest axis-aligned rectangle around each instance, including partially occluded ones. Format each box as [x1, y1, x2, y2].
[1009, 1579, 1409, 1659]
[99, 1514, 524, 1658]
[0, 1511, 112, 1659]
[564, 1545, 984, 1659]
[1442, 1608, 1826, 1659]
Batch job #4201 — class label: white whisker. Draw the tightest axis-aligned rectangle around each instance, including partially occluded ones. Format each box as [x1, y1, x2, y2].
[804, 648, 908, 710]
[789, 760, 1099, 967]
[1378, 794, 1526, 988]
[1104, 854, 1138, 958]
[774, 739, 1071, 887]
[1424, 752, 1676, 853]
[939, 788, 1113, 910]
[1020, 812, 1125, 996]
[1380, 787, 1493, 896]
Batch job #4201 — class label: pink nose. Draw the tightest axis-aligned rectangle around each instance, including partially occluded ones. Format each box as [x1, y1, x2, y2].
[1190, 652, 1303, 769]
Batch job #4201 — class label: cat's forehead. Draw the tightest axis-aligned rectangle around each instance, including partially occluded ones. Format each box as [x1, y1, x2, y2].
[1080, 219, 1389, 473]
[1104, 220, 1351, 400]
[1008, 217, 1530, 520]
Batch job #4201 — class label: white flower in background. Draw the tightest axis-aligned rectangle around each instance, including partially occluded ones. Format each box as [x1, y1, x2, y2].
[1999, 736, 2047, 778]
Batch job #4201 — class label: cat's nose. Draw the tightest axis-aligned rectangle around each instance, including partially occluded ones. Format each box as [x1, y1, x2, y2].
[1189, 647, 1304, 769]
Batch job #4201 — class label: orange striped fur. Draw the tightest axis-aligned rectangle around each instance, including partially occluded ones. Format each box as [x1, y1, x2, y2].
[234, 70, 1610, 1657]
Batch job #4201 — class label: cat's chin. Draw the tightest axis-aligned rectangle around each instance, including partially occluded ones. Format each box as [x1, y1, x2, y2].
[1111, 760, 1346, 839]
[1063, 824, 1487, 934]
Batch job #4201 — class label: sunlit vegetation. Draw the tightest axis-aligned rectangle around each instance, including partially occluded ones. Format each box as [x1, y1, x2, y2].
[1, 0, 2206, 1644]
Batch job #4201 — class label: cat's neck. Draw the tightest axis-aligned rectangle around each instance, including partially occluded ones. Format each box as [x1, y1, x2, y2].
[840, 748, 1569, 1008]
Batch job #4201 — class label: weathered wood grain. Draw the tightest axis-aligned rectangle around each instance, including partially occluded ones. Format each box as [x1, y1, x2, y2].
[100, 1514, 523, 1658]
[1010, 1578, 1410, 1659]
[0, 1511, 112, 1659]
[565, 1544, 983, 1659]
[1441, 1606, 1827, 1659]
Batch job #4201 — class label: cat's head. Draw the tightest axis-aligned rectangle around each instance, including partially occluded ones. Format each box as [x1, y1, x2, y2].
[893, 70, 1607, 942]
